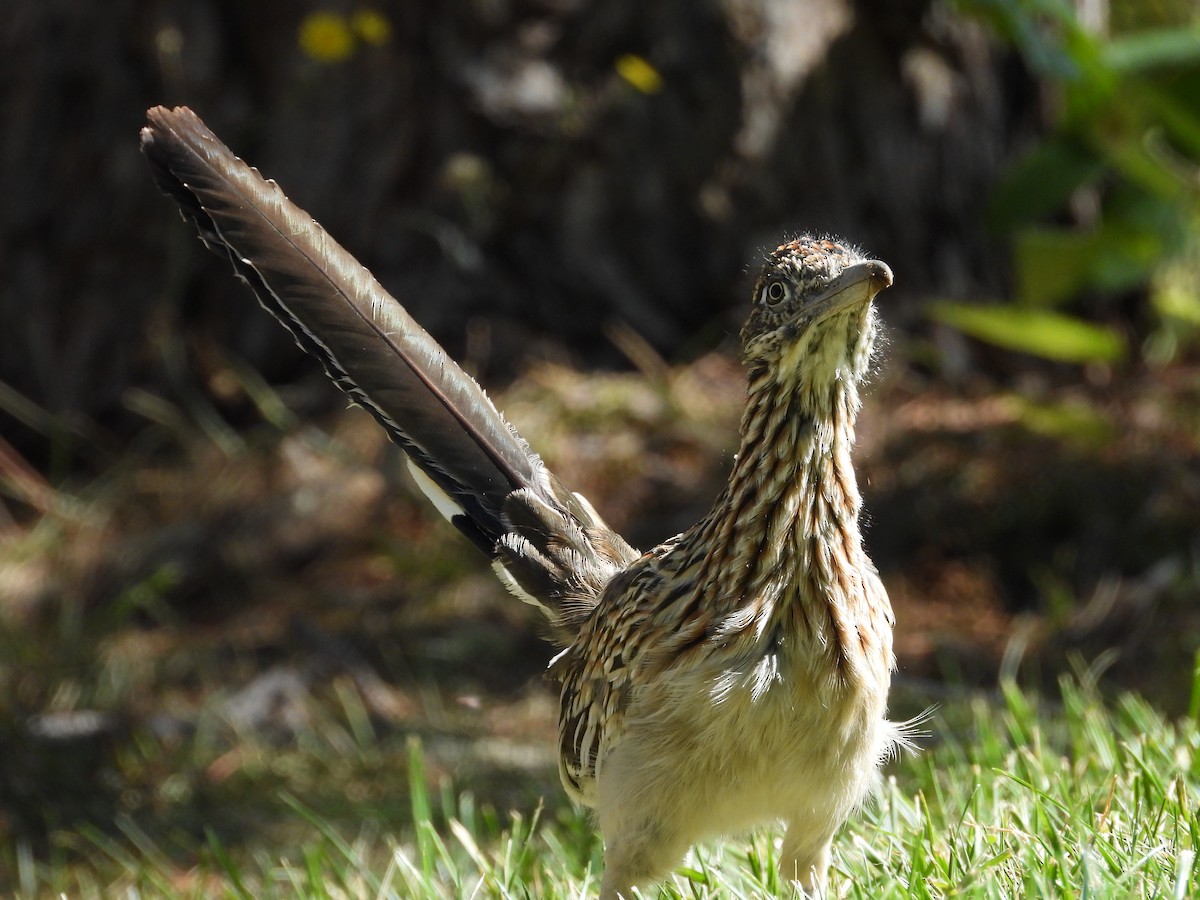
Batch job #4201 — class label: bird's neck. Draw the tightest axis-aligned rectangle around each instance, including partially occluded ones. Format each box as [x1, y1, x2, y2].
[704, 366, 864, 564]
[673, 366, 872, 657]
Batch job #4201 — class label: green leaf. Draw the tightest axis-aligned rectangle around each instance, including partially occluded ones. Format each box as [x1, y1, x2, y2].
[1014, 219, 1166, 306]
[1010, 396, 1114, 445]
[930, 302, 1126, 363]
[1104, 27, 1200, 72]
[1013, 229, 1098, 306]
[1154, 265, 1200, 326]
[990, 141, 1104, 231]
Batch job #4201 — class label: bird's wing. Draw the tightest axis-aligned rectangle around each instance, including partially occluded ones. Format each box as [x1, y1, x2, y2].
[140, 106, 637, 636]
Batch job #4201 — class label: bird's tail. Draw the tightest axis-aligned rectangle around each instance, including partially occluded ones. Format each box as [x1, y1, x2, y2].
[140, 106, 636, 640]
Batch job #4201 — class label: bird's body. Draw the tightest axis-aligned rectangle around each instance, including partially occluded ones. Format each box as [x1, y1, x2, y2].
[556, 240, 898, 894]
[141, 106, 900, 897]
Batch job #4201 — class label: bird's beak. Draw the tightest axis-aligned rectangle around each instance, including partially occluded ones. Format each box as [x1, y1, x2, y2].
[804, 260, 893, 326]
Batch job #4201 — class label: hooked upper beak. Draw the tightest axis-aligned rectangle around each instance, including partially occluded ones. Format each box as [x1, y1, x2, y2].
[804, 259, 893, 325]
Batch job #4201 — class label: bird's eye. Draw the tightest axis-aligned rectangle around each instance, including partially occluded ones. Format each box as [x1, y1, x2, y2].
[763, 280, 788, 305]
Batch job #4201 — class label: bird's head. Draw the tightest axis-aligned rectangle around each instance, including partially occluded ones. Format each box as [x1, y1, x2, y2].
[740, 236, 893, 390]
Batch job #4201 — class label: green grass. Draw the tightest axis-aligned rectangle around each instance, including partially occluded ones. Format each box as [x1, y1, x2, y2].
[5, 668, 1198, 898]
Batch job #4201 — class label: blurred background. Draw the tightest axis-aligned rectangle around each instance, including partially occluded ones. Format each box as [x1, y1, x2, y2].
[1, 0, 1197, 891]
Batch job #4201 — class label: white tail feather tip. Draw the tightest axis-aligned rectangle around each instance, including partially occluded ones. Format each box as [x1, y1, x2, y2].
[405, 459, 466, 523]
[491, 560, 552, 615]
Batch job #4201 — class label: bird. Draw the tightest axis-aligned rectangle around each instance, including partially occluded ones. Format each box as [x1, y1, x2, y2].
[141, 105, 904, 898]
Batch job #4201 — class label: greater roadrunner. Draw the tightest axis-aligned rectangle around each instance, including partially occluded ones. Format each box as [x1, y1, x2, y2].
[141, 106, 903, 897]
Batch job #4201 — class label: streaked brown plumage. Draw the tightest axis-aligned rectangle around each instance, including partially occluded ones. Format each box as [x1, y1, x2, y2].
[141, 106, 902, 897]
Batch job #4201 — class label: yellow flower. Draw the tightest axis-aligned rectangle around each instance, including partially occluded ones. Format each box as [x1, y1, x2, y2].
[299, 11, 355, 63]
[351, 8, 392, 46]
[615, 54, 663, 94]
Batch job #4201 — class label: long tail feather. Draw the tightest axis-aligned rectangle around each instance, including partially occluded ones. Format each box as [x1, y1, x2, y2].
[140, 106, 637, 631]
[142, 106, 545, 551]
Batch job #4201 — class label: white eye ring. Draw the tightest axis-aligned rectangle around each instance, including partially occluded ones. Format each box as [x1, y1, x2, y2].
[763, 280, 788, 305]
